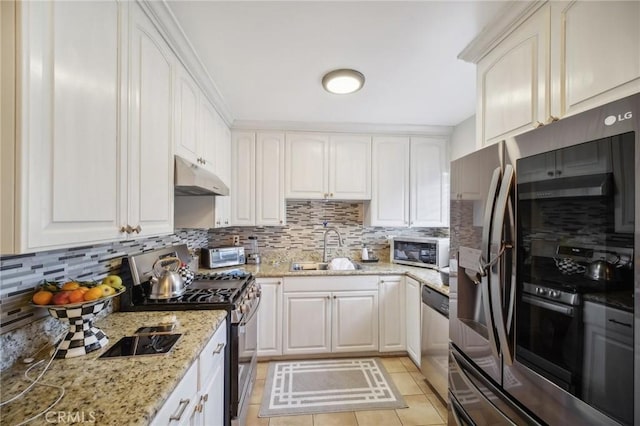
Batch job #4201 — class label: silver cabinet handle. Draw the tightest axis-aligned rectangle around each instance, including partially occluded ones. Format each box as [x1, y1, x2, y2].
[212, 342, 225, 355]
[169, 399, 190, 421]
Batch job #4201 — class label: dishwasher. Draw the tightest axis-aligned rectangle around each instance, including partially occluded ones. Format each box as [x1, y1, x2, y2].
[420, 284, 449, 401]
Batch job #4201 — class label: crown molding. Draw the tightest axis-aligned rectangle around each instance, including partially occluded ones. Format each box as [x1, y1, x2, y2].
[138, 0, 234, 126]
[458, 1, 546, 64]
[232, 120, 453, 137]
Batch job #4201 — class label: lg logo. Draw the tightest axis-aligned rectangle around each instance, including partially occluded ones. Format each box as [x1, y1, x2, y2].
[604, 111, 633, 126]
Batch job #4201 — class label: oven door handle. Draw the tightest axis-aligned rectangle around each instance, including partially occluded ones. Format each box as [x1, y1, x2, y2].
[522, 294, 575, 317]
[490, 164, 515, 365]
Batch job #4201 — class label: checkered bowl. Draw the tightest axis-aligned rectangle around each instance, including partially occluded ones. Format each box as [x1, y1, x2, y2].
[33, 289, 123, 358]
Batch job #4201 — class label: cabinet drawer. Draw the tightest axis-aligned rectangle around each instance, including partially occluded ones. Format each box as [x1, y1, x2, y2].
[199, 319, 227, 388]
[151, 361, 198, 425]
[284, 275, 378, 292]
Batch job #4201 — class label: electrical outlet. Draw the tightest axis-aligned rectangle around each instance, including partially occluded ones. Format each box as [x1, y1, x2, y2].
[232, 235, 240, 246]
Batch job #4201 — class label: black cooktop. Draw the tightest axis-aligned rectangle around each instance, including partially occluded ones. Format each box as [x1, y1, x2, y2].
[99, 334, 182, 358]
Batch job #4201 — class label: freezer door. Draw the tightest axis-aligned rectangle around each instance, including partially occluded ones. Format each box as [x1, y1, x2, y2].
[448, 344, 540, 426]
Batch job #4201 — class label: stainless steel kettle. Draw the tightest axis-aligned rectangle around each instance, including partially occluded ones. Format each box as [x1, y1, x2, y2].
[584, 256, 619, 282]
[149, 257, 186, 299]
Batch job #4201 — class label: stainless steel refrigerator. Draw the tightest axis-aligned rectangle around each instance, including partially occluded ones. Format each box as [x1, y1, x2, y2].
[448, 92, 639, 425]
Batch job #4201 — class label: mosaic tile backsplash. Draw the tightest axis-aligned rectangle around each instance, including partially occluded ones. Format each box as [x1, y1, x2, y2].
[207, 201, 449, 263]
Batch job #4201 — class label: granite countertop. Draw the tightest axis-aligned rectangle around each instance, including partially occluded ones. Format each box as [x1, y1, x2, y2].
[583, 290, 634, 313]
[1, 310, 227, 425]
[206, 261, 450, 296]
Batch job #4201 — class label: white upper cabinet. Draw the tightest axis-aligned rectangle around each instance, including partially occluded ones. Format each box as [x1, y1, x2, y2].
[256, 132, 286, 226]
[285, 132, 371, 200]
[477, 4, 550, 147]
[127, 2, 175, 238]
[7, 0, 123, 253]
[174, 65, 200, 163]
[550, 1, 640, 118]
[410, 137, 449, 227]
[367, 136, 448, 228]
[231, 131, 256, 226]
[230, 131, 286, 227]
[198, 98, 218, 173]
[366, 136, 411, 226]
[329, 134, 372, 200]
[285, 132, 330, 199]
[474, 1, 640, 147]
[214, 123, 231, 228]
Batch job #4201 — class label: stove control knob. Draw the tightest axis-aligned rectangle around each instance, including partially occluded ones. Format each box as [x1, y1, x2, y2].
[536, 287, 547, 296]
[249, 291, 256, 299]
[549, 290, 560, 298]
[240, 303, 249, 313]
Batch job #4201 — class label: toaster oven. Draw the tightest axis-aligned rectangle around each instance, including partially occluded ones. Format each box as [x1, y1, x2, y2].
[200, 246, 246, 269]
[390, 237, 449, 270]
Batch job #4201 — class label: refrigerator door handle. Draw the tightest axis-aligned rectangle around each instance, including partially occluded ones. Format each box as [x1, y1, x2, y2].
[489, 164, 515, 365]
[480, 167, 502, 359]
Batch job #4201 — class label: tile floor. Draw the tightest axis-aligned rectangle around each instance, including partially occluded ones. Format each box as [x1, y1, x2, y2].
[247, 357, 448, 426]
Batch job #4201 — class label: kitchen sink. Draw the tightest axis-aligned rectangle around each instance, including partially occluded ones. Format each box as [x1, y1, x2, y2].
[289, 260, 362, 271]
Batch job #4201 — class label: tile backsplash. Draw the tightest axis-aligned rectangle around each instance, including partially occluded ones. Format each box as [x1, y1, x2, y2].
[208, 200, 448, 263]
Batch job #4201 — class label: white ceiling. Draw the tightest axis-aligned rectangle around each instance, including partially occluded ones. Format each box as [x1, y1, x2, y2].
[166, 1, 508, 128]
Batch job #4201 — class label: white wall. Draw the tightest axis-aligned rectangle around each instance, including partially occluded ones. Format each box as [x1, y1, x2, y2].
[449, 115, 476, 161]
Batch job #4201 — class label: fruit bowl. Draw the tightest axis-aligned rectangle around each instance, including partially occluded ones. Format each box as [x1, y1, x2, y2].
[32, 288, 124, 359]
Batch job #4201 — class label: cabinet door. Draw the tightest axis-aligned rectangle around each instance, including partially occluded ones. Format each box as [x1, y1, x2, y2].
[285, 132, 329, 199]
[256, 132, 286, 226]
[556, 139, 611, 178]
[128, 3, 174, 238]
[19, 0, 124, 251]
[478, 4, 550, 146]
[379, 276, 406, 352]
[230, 131, 255, 226]
[199, 320, 226, 426]
[366, 136, 410, 226]
[283, 292, 331, 355]
[215, 124, 231, 227]
[256, 278, 283, 357]
[405, 277, 421, 368]
[198, 99, 218, 173]
[332, 291, 379, 352]
[551, 1, 640, 118]
[328, 134, 372, 200]
[410, 137, 449, 227]
[174, 65, 199, 163]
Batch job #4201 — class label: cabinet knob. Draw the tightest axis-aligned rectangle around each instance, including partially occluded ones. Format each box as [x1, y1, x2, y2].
[535, 121, 544, 128]
[279, 220, 283, 224]
[225, 220, 229, 225]
[556, 170, 562, 176]
[133, 225, 142, 234]
[380, 280, 385, 283]
[329, 193, 334, 197]
[277, 281, 281, 285]
[333, 295, 337, 299]
[119, 226, 128, 233]
[202, 394, 209, 402]
[547, 171, 554, 176]
[326, 296, 330, 300]
[547, 115, 559, 123]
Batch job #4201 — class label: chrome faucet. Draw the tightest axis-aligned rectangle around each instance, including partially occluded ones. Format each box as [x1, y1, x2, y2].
[323, 227, 344, 263]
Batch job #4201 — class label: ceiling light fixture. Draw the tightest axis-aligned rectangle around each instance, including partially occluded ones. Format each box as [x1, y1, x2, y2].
[322, 69, 365, 94]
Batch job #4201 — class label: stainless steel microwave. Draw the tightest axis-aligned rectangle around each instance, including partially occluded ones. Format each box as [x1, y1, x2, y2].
[390, 237, 449, 270]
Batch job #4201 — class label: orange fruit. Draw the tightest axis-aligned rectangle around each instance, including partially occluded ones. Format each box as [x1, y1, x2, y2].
[77, 286, 90, 294]
[83, 287, 103, 301]
[61, 281, 80, 291]
[68, 289, 86, 303]
[33, 290, 54, 305]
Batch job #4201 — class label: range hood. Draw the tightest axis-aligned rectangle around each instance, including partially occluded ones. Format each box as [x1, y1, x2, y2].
[518, 173, 612, 200]
[174, 155, 229, 196]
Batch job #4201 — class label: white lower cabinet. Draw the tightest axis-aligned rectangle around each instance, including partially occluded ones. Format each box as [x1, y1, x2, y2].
[151, 319, 226, 426]
[283, 276, 379, 355]
[256, 278, 283, 357]
[379, 276, 406, 352]
[405, 277, 421, 367]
